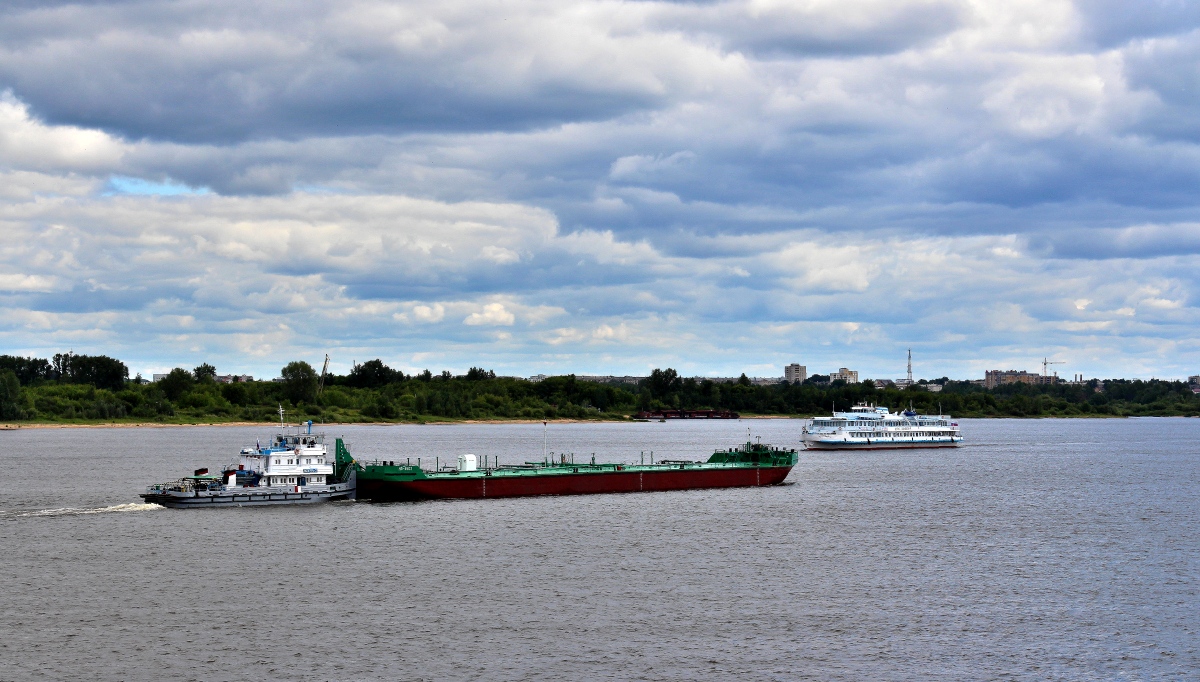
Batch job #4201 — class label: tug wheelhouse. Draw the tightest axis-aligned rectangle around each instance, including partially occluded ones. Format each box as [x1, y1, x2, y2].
[247, 428, 334, 487]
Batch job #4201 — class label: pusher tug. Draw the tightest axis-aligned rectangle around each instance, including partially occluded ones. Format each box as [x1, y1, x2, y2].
[140, 408, 356, 508]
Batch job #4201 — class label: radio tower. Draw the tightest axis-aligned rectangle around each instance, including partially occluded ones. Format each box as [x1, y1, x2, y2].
[906, 348, 913, 384]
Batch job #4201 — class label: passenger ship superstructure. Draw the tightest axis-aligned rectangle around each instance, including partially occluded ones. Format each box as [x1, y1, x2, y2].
[801, 403, 962, 450]
[141, 412, 356, 508]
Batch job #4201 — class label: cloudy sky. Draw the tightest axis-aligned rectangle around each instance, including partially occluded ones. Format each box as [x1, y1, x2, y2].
[1, 0, 1199, 381]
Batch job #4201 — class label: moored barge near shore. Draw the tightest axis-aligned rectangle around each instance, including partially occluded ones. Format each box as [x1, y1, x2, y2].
[634, 409, 740, 419]
[356, 440, 797, 502]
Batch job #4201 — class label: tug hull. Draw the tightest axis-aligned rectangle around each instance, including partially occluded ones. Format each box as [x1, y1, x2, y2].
[140, 476, 355, 508]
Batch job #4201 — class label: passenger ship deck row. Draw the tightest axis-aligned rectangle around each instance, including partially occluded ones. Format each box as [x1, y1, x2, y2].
[801, 403, 962, 450]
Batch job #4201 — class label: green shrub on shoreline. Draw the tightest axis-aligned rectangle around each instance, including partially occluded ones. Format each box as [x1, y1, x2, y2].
[1, 355, 1198, 425]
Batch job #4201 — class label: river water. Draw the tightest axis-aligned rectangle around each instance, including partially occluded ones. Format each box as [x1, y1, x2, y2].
[0, 418, 1196, 680]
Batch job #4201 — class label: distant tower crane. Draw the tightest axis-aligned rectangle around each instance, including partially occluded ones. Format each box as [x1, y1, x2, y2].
[318, 354, 330, 395]
[1042, 357, 1064, 377]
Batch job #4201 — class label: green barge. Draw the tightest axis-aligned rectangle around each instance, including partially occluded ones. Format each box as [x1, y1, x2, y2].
[354, 440, 798, 502]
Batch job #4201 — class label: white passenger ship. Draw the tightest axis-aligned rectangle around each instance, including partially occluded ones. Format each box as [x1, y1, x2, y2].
[141, 411, 356, 508]
[801, 402, 962, 450]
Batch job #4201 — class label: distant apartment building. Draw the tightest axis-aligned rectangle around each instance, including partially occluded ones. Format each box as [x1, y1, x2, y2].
[152, 372, 252, 382]
[984, 370, 1058, 389]
[215, 374, 253, 383]
[577, 375, 643, 385]
[830, 368, 859, 383]
[683, 376, 779, 386]
[784, 363, 806, 383]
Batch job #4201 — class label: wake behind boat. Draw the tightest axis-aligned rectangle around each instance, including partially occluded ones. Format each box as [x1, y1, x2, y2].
[140, 411, 356, 508]
[801, 402, 962, 450]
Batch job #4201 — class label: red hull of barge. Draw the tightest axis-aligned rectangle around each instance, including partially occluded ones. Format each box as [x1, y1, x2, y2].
[357, 465, 793, 502]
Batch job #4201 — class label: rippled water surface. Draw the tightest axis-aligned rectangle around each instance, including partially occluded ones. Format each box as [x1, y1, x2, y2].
[1, 418, 1197, 680]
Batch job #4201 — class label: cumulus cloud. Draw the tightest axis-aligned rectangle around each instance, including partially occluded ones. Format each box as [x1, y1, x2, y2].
[0, 186, 562, 311]
[0, 0, 1198, 378]
[0, 92, 125, 170]
[0, 167, 1195, 377]
[0, 0, 736, 143]
[648, 0, 967, 57]
[0, 273, 62, 292]
[1075, 0, 1200, 47]
[464, 303, 516, 326]
[411, 303, 445, 323]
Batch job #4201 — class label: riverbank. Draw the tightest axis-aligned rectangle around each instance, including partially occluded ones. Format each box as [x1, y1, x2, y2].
[3, 413, 1180, 430]
[6, 371, 1196, 425]
[0, 416, 637, 429]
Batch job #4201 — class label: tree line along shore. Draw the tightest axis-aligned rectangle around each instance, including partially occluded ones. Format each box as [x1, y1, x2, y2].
[1, 353, 1198, 425]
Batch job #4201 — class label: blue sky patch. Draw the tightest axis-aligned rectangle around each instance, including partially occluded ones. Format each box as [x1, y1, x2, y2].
[105, 176, 208, 196]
